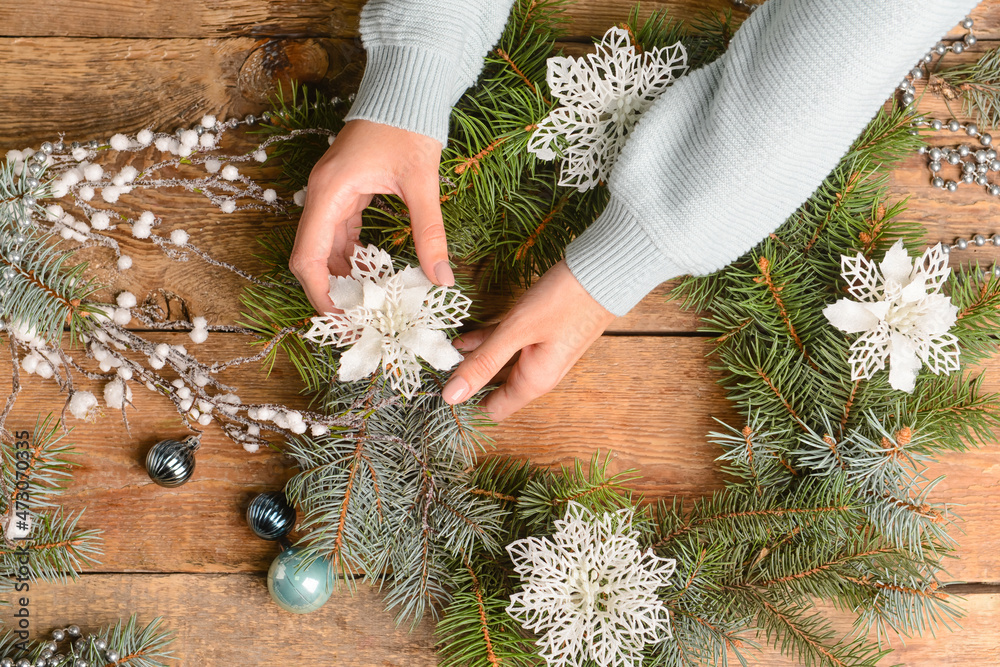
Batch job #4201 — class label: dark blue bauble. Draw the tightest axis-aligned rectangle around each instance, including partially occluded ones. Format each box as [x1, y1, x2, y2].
[145, 436, 200, 487]
[247, 491, 296, 541]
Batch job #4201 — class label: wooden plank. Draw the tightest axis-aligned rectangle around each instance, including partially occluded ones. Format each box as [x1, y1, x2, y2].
[737, 593, 1000, 667]
[0, 575, 997, 666]
[0, 574, 437, 667]
[0, 1, 364, 39]
[0, 37, 361, 148]
[4, 335, 999, 582]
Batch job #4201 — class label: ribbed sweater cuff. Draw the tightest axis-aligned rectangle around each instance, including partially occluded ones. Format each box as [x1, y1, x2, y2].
[565, 195, 685, 317]
[345, 44, 455, 147]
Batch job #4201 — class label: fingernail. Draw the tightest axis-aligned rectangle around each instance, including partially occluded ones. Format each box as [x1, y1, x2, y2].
[435, 260, 455, 286]
[443, 377, 469, 404]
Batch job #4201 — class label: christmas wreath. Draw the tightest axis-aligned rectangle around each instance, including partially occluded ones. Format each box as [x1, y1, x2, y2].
[2, 2, 1000, 666]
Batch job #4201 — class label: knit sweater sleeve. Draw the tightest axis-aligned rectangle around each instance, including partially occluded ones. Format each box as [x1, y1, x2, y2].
[344, 0, 515, 146]
[565, 0, 980, 317]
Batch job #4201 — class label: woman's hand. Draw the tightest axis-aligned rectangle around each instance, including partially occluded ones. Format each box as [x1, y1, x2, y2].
[443, 260, 617, 421]
[290, 119, 452, 313]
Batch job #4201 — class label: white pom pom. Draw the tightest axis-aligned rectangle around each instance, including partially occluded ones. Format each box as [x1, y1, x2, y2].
[138, 211, 155, 226]
[21, 352, 40, 374]
[137, 129, 154, 146]
[60, 227, 74, 240]
[73, 219, 90, 234]
[256, 407, 274, 421]
[310, 424, 329, 437]
[117, 366, 133, 380]
[131, 222, 151, 239]
[201, 114, 216, 129]
[197, 413, 213, 426]
[62, 169, 82, 186]
[293, 188, 307, 206]
[221, 165, 239, 181]
[189, 327, 208, 344]
[104, 378, 132, 410]
[45, 204, 64, 222]
[170, 229, 189, 245]
[247, 424, 261, 437]
[72, 147, 88, 161]
[99, 360, 113, 372]
[273, 412, 290, 429]
[35, 361, 53, 379]
[119, 165, 138, 182]
[117, 255, 133, 271]
[171, 378, 185, 388]
[253, 150, 266, 162]
[243, 441, 260, 453]
[196, 400, 211, 413]
[110, 133, 130, 151]
[199, 133, 216, 148]
[50, 181, 69, 198]
[327, 134, 335, 145]
[178, 145, 193, 158]
[193, 372, 209, 387]
[220, 199, 236, 214]
[263, 188, 277, 203]
[83, 164, 103, 182]
[90, 211, 110, 230]
[69, 391, 99, 420]
[205, 158, 221, 173]
[173, 344, 187, 355]
[116, 291, 137, 308]
[154, 136, 171, 152]
[101, 186, 121, 203]
[6, 149, 22, 162]
[179, 398, 193, 411]
[290, 421, 307, 435]
[112, 308, 131, 326]
[168, 139, 181, 155]
[192, 316, 207, 329]
[79, 186, 94, 201]
[177, 387, 192, 400]
[154, 343, 170, 358]
[180, 129, 199, 148]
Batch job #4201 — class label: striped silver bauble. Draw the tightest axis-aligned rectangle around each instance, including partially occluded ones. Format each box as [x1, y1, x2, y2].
[145, 435, 201, 487]
[246, 491, 296, 541]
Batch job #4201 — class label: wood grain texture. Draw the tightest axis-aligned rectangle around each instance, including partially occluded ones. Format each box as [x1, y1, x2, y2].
[0, 37, 361, 148]
[3, 335, 998, 583]
[0, 575, 996, 666]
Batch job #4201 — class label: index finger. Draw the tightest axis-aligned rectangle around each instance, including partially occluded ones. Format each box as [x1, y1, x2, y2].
[290, 184, 364, 313]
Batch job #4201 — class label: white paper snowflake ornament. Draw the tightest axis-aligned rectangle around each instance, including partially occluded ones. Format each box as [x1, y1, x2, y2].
[506, 502, 676, 667]
[527, 27, 687, 191]
[823, 240, 960, 393]
[303, 244, 471, 398]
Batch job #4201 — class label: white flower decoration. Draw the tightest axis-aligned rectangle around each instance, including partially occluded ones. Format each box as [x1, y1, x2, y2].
[506, 502, 676, 667]
[303, 244, 471, 398]
[823, 240, 960, 393]
[527, 27, 687, 191]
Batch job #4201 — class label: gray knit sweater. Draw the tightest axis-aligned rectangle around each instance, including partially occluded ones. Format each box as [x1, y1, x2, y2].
[345, 0, 980, 316]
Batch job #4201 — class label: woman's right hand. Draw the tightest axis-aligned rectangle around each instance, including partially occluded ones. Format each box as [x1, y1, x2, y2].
[290, 119, 453, 313]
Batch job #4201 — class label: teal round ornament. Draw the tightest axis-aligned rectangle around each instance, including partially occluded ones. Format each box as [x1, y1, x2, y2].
[267, 547, 334, 614]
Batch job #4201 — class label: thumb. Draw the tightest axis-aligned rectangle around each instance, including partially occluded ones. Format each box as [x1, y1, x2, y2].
[442, 324, 524, 405]
[404, 174, 453, 286]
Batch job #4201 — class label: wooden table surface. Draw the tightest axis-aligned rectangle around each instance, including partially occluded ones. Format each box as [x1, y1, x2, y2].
[1, 1, 1000, 665]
